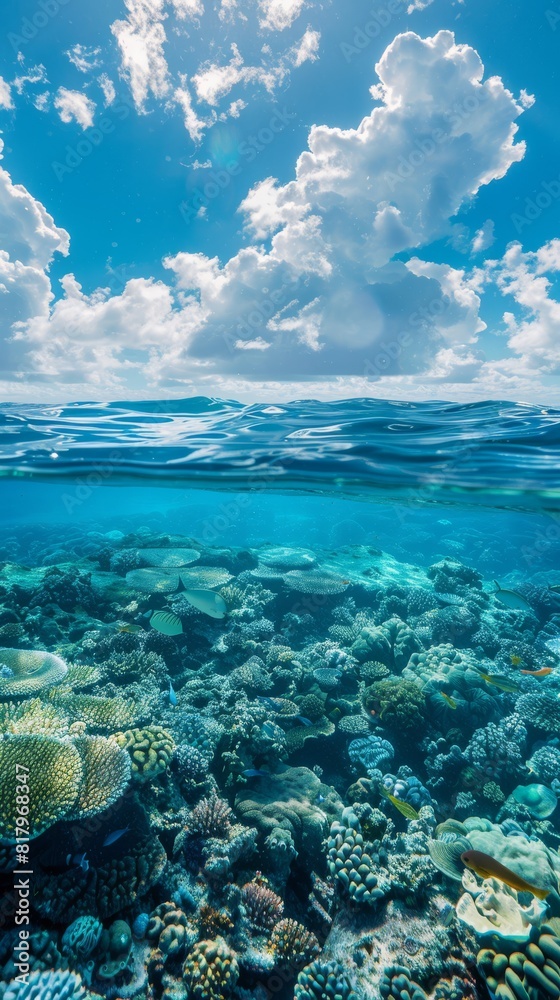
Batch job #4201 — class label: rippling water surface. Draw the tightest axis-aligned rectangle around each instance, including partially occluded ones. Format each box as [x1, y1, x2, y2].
[1, 397, 560, 510]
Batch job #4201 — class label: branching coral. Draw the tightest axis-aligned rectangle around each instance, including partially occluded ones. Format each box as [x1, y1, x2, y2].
[241, 881, 284, 934]
[269, 919, 320, 970]
[188, 792, 234, 838]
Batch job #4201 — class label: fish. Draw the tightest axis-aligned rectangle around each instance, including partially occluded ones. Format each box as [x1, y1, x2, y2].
[66, 852, 89, 873]
[548, 584, 560, 594]
[150, 610, 183, 636]
[168, 681, 178, 707]
[460, 849, 550, 900]
[102, 826, 130, 847]
[261, 723, 277, 739]
[296, 716, 313, 726]
[182, 588, 227, 619]
[492, 582, 532, 613]
[108, 622, 144, 634]
[439, 692, 457, 709]
[242, 769, 269, 778]
[379, 785, 420, 821]
[520, 667, 554, 677]
[478, 673, 520, 693]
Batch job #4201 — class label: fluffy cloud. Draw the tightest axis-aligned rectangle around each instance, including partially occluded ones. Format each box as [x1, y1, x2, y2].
[4, 31, 536, 398]
[259, 0, 307, 31]
[488, 240, 560, 368]
[53, 87, 96, 128]
[0, 77, 14, 110]
[111, 0, 170, 111]
[0, 140, 69, 378]
[289, 27, 320, 66]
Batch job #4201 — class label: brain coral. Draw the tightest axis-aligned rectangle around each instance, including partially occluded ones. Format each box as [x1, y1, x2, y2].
[0, 732, 130, 840]
[4, 969, 87, 1000]
[235, 766, 341, 861]
[0, 648, 68, 697]
[115, 726, 174, 781]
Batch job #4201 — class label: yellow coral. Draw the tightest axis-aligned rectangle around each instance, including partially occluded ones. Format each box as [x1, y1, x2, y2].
[70, 735, 131, 816]
[115, 727, 175, 781]
[0, 699, 70, 738]
[183, 938, 239, 999]
[0, 648, 68, 697]
[0, 735, 83, 840]
[51, 694, 139, 733]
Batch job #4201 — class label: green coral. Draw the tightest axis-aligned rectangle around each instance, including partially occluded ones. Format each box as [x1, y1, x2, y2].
[0, 734, 83, 840]
[183, 938, 239, 999]
[0, 698, 70, 738]
[64, 663, 103, 689]
[351, 617, 421, 669]
[52, 693, 140, 733]
[0, 648, 68, 697]
[0, 732, 131, 841]
[115, 726, 174, 781]
[362, 679, 426, 734]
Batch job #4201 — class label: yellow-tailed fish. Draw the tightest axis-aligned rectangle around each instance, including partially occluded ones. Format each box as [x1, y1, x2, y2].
[150, 610, 183, 636]
[113, 623, 144, 635]
[440, 692, 457, 709]
[461, 849, 550, 900]
[478, 673, 520, 693]
[380, 785, 420, 821]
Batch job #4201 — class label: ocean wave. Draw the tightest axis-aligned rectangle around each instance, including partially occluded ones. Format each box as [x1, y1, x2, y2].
[0, 397, 559, 508]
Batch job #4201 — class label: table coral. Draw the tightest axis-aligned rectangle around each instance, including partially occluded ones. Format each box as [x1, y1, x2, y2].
[0, 648, 68, 697]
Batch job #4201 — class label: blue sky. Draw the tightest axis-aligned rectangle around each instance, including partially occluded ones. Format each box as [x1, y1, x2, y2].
[1, 0, 560, 403]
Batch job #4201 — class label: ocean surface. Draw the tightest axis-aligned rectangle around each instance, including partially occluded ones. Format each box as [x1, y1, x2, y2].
[0, 397, 559, 1000]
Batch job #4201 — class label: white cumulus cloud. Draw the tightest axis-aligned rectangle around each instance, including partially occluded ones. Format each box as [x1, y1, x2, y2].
[53, 87, 96, 129]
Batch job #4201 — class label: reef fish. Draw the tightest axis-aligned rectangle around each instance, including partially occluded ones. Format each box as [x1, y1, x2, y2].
[242, 769, 269, 778]
[66, 852, 89, 873]
[478, 673, 520, 693]
[111, 622, 144, 634]
[439, 692, 457, 709]
[168, 681, 178, 707]
[460, 849, 550, 900]
[492, 582, 532, 612]
[296, 716, 313, 726]
[182, 589, 227, 619]
[150, 610, 183, 636]
[380, 786, 419, 821]
[102, 826, 130, 847]
[520, 667, 554, 677]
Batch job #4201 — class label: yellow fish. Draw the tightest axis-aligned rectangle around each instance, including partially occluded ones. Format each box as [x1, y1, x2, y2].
[440, 692, 457, 709]
[478, 673, 520, 693]
[380, 786, 420, 821]
[461, 850, 550, 901]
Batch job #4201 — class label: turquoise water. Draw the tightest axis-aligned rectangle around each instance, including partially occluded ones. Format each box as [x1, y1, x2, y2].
[0, 398, 560, 1000]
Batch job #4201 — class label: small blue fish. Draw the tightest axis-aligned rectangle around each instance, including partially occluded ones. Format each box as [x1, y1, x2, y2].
[296, 716, 313, 727]
[169, 681, 177, 707]
[257, 696, 277, 710]
[242, 769, 269, 778]
[102, 826, 130, 847]
[317, 793, 326, 804]
[261, 723, 276, 739]
[66, 852, 89, 873]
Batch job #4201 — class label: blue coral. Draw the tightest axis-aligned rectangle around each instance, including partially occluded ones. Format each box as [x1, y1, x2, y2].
[381, 770, 432, 810]
[348, 735, 395, 778]
[4, 970, 86, 1000]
